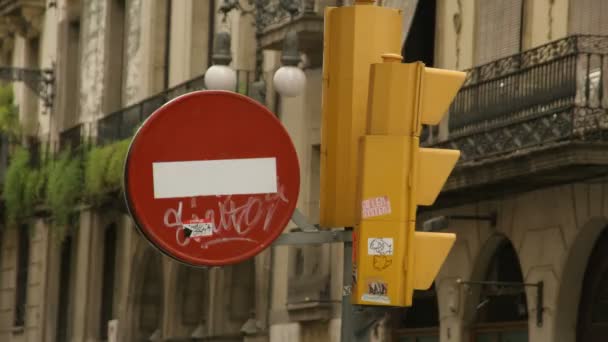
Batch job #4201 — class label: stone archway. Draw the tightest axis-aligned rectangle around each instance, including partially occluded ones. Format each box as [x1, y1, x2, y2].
[463, 234, 529, 342]
[576, 226, 608, 341]
[554, 217, 608, 342]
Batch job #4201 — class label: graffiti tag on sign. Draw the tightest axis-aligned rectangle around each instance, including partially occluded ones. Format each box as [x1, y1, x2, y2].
[362, 279, 390, 304]
[164, 183, 289, 248]
[362, 196, 392, 218]
[368, 237, 394, 271]
[368, 238, 393, 255]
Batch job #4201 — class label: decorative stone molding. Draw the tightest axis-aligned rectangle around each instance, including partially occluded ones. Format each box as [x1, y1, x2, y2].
[0, 0, 45, 38]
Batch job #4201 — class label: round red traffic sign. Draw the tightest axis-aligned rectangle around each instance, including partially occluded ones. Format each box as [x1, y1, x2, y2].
[124, 91, 300, 266]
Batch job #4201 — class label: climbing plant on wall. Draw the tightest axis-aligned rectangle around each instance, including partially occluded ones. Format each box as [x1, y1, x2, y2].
[84, 138, 130, 203]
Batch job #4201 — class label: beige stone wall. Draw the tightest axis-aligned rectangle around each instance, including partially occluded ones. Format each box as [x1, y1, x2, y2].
[435, 0, 475, 70]
[430, 182, 608, 342]
[523, 0, 569, 49]
[80, 0, 107, 123]
[0, 221, 50, 342]
[2, 1, 600, 342]
[168, 0, 212, 87]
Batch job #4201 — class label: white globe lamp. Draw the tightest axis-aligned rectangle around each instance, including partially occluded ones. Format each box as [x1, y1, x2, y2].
[204, 31, 237, 92]
[204, 65, 236, 91]
[273, 66, 305, 97]
[273, 29, 306, 97]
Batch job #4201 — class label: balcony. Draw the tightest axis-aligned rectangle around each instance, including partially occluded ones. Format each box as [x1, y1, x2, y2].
[96, 71, 253, 145]
[59, 123, 85, 152]
[259, 0, 324, 62]
[431, 35, 608, 208]
[0, 0, 45, 38]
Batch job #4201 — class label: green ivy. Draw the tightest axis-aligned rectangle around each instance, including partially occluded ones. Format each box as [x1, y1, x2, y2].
[46, 150, 83, 235]
[106, 139, 130, 188]
[0, 85, 20, 141]
[4, 147, 32, 226]
[2, 117, 131, 235]
[23, 166, 46, 213]
[84, 143, 115, 203]
[84, 139, 130, 202]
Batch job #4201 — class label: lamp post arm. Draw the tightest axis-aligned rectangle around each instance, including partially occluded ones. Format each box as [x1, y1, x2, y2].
[0, 66, 55, 111]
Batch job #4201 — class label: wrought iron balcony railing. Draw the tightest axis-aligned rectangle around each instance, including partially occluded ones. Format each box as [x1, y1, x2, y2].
[96, 70, 253, 145]
[59, 123, 85, 152]
[439, 35, 608, 163]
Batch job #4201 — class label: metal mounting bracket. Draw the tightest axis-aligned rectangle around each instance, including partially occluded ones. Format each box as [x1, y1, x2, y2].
[0, 66, 55, 111]
[273, 208, 352, 245]
[457, 279, 544, 327]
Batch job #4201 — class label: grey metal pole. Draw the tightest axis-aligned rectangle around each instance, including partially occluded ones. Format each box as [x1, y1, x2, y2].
[341, 229, 353, 342]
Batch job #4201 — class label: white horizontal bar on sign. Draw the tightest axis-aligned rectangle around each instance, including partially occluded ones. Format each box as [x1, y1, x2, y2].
[152, 157, 277, 199]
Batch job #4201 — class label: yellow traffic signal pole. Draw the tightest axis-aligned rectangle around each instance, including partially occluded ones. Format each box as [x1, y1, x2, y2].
[320, 1, 466, 339]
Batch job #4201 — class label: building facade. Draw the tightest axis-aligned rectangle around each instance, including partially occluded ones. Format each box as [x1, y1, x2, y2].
[0, 0, 606, 342]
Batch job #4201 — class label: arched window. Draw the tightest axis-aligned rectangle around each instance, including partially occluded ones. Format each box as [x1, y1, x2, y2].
[577, 228, 608, 341]
[471, 240, 528, 341]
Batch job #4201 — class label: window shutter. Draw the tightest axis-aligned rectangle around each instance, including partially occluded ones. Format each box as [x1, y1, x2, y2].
[475, 0, 523, 65]
[570, 0, 608, 35]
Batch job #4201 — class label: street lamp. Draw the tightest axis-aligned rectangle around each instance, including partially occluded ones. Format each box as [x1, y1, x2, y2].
[209, 0, 307, 100]
[204, 31, 237, 91]
[273, 29, 306, 97]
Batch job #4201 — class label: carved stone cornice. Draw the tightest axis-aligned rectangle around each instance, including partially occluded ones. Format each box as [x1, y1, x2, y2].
[0, 0, 45, 38]
[260, 13, 324, 56]
[0, 20, 14, 54]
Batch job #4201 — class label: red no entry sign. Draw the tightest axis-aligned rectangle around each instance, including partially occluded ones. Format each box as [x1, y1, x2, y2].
[124, 91, 300, 266]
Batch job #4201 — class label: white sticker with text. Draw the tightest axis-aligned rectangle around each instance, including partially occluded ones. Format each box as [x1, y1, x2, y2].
[362, 196, 392, 218]
[183, 219, 215, 239]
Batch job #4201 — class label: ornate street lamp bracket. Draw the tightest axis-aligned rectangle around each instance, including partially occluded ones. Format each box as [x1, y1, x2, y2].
[0, 66, 54, 111]
[457, 279, 544, 327]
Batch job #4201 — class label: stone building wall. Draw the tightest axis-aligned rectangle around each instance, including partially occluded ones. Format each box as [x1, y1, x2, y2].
[431, 182, 608, 342]
[80, 0, 106, 123]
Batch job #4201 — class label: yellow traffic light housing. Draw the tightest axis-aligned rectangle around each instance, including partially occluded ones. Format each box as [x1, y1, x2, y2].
[352, 57, 465, 307]
[319, 2, 465, 307]
[320, 3, 402, 228]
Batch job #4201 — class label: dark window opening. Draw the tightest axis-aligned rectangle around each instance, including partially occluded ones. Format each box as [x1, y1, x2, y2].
[402, 286, 439, 328]
[99, 224, 117, 339]
[14, 227, 29, 327]
[404, 0, 437, 143]
[392, 284, 439, 341]
[104, 0, 127, 113]
[56, 236, 73, 342]
[62, 18, 81, 130]
[163, 0, 171, 90]
[402, 0, 436, 66]
[476, 240, 528, 324]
